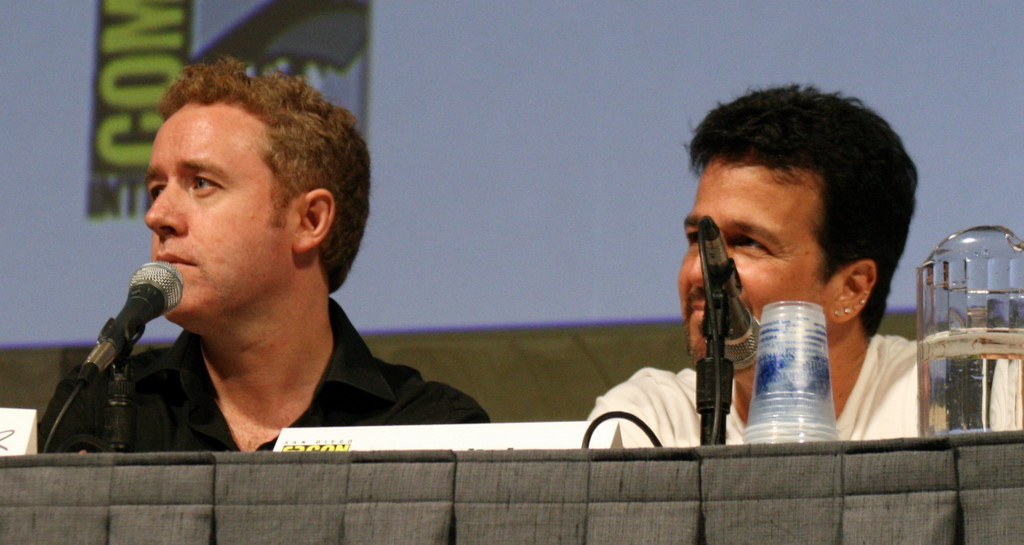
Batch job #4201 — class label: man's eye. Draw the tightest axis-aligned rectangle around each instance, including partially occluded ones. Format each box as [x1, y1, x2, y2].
[148, 185, 164, 200]
[732, 236, 764, 250]
[191, 177, 220, 192]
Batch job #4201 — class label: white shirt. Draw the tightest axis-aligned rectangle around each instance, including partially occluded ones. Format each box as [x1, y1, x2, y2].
[588, 335, 918, 447]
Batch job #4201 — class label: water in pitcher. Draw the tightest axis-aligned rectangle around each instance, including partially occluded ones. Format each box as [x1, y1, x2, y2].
[919, 329, 1024, 434]
[917, 225, 1024, 435]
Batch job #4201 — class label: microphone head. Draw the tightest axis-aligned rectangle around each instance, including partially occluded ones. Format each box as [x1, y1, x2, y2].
[129, 261, 183, 314]
[725, 318, 760, 370]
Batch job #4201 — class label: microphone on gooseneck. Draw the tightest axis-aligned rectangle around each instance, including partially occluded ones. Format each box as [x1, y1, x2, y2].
[43, 262, 183, 453]
[697, 217, 760, 369]
[77, 261, 184, 385]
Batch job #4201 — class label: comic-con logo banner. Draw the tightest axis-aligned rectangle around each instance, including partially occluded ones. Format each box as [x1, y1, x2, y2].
[88, 0, 369, 220]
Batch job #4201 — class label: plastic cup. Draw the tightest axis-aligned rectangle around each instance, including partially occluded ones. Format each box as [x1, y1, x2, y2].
[744, 301, 839, 444]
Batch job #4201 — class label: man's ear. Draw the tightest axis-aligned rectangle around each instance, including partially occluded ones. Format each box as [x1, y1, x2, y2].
[826, 258, 877, 324]
[293, 188, 335, 254]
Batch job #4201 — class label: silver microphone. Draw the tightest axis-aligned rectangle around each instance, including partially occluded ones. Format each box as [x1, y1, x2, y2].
[79, 261, 183, 381]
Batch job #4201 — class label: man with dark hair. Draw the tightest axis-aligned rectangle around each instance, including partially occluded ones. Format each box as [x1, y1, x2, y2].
[590, 85, 918, 447]
[42, 58, 488, 452]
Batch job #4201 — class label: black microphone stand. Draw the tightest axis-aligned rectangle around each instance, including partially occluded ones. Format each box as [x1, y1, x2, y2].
[696, 229, 734, 446]
[44, 332, 140, 453]
[103, 356, 136, 452]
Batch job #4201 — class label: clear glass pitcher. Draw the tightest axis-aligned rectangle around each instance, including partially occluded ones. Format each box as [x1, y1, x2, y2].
[918, 225, 1024, 435]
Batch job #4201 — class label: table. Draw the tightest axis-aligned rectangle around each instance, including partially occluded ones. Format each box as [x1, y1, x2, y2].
[3, 432, 1023, 544]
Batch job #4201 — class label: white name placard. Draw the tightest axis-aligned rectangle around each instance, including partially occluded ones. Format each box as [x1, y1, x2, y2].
[274, 421, 621, 452]
[0, 408, 37, 456]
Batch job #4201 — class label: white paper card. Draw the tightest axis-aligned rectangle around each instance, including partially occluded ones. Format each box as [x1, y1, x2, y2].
[0, 408, 37, 456]
[274, 420, 621, 452]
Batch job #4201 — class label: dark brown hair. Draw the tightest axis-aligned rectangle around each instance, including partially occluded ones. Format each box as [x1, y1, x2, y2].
[690, 85, 917, 335]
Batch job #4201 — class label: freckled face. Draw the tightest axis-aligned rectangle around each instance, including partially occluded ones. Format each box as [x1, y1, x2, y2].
[679, 160, 833, 359]
[144, 103, 296, 332]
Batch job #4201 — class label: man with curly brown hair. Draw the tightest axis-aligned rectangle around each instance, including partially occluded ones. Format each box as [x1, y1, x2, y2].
[43, 58, 488, 452]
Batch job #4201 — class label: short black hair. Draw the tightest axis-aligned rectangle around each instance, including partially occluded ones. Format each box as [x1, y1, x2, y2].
[689, 85, 917, 335]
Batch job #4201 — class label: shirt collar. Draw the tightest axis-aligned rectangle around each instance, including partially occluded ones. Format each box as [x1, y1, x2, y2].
[134, 299, 397, 404]
[320, 299, 396, 403]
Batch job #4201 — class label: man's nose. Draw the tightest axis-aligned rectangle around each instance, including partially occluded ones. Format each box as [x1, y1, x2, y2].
[681, 250, 706, 287]
[144, 186, 183, 237]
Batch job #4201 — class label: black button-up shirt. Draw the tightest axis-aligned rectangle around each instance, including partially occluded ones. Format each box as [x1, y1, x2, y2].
[41, 300, 489, 452]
